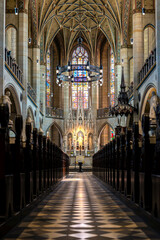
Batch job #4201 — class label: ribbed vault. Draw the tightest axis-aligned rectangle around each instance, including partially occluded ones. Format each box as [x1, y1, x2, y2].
[35, 0, 122, 61]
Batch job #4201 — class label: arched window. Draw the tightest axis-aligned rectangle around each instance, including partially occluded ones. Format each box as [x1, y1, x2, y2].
[46, 51, 51, 107]
[144, 25, 155, 61]
[5, 26, 17, 60]
[72, 46, 89, 109]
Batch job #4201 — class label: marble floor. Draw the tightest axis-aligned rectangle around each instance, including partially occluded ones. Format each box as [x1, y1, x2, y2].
[3, 172, 160, 240]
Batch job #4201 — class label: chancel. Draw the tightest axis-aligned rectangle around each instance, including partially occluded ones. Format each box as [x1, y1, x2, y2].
[1, 0, 160, 239]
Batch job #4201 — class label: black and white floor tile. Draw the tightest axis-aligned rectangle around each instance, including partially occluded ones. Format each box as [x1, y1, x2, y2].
[3, 173, 160, 240]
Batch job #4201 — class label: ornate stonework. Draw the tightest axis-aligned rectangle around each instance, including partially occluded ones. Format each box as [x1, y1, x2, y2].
[122, 0, 131, 46]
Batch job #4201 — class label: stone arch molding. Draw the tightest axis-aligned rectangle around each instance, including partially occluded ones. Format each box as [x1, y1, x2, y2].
[27, 106, 35, 128]
[46, 121, 63, 139]
[97, 117, 117, 139]
[4, 84, 21, 115]
[139, 84, 157, 135]
[140, 84, 157, 120]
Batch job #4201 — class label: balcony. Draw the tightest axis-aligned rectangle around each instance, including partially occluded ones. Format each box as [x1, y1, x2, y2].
[5, 48, 23, 84]
[138, 48, 156, 85]
[46, 107, 64, 119]
[27, 83, 37, 103]
[97, 108, 109, 119]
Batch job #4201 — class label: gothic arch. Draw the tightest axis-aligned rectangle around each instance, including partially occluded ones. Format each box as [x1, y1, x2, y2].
[140, 84, 157, 120]
[46, 121, 62, 135]
[27, 106, 35, 129]
[98, 121, 114, 139]
[69, 43, 91, 62]
[4, 84, 21, 115]
[5, 24, 18, 60]
[47, 122, 63, 148]
[139, 84, 157, 134]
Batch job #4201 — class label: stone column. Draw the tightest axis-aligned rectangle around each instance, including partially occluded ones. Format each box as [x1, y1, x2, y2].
[40, 64, 46, 113]
[63, 84, 70, 119]
[156, 0, 160, 97]
[18, 7, 28, 140]
[93, 135, 98, 153]
[0, 0, 5, 97]
[133, 11, 144, 86]
[133, 8, 144, 119]
[63, 135, 67, 153]
[33, 47, 40, 128]
[120, 46, 132, 89]
[115, 63, 121, 100]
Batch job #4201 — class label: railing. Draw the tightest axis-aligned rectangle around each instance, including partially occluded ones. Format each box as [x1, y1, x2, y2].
[138, 48, 156, 84]
[46, 107, 64, 118]
[27, 83, 37, 103]
[97, 108, 109, 118]
[5, 48, 23, 84]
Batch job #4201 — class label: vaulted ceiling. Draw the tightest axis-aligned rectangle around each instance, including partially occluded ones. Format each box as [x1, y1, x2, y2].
[6, 0, 134, 63]
[29, 0, 123, 61]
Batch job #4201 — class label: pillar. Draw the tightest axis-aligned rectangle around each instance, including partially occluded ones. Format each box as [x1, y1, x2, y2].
[156, 0, 160, 97]
[133, 10, 144, 87]
[18, 6, 28, 139]
[133, 7, 144, 119]
[120, 47, 133, 88]
[63, 84, 70, 117]
[33, 47, 40, 128]
[115, 63, 121, 99]
[99, 42, 109, 108]
[0, 0, 5, 97]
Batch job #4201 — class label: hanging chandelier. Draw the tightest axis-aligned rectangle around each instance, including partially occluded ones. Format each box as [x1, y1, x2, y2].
[109, 67, 136, 117]
[56, 37, 103, 87]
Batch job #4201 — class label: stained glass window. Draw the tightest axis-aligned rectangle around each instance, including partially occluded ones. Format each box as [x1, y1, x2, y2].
[110, 50, 115, 107]
[72, 46, 88, 109]
[46, 51, 51, 107]
[110, 129, 115, 141]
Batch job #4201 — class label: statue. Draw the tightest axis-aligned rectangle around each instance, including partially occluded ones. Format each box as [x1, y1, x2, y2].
[26, 111, 34, 132]
[148, 92, 157, 136]
[3, 91, 13, 128]
[68, 133, 72, 150]
[88, 134, 93, 150]
[149, 91, 157, 121]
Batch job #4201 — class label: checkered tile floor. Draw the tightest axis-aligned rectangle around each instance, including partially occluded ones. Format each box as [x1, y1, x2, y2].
[3, 173, 160, 239]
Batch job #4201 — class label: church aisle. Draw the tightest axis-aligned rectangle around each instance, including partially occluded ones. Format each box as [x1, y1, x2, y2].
[3, 173, 160, 240]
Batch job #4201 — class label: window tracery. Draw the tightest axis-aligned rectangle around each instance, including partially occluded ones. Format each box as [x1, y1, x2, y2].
[72, 46, 89, 109]
[46, 51, 51, 107]
[110, 50, 115, 107]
